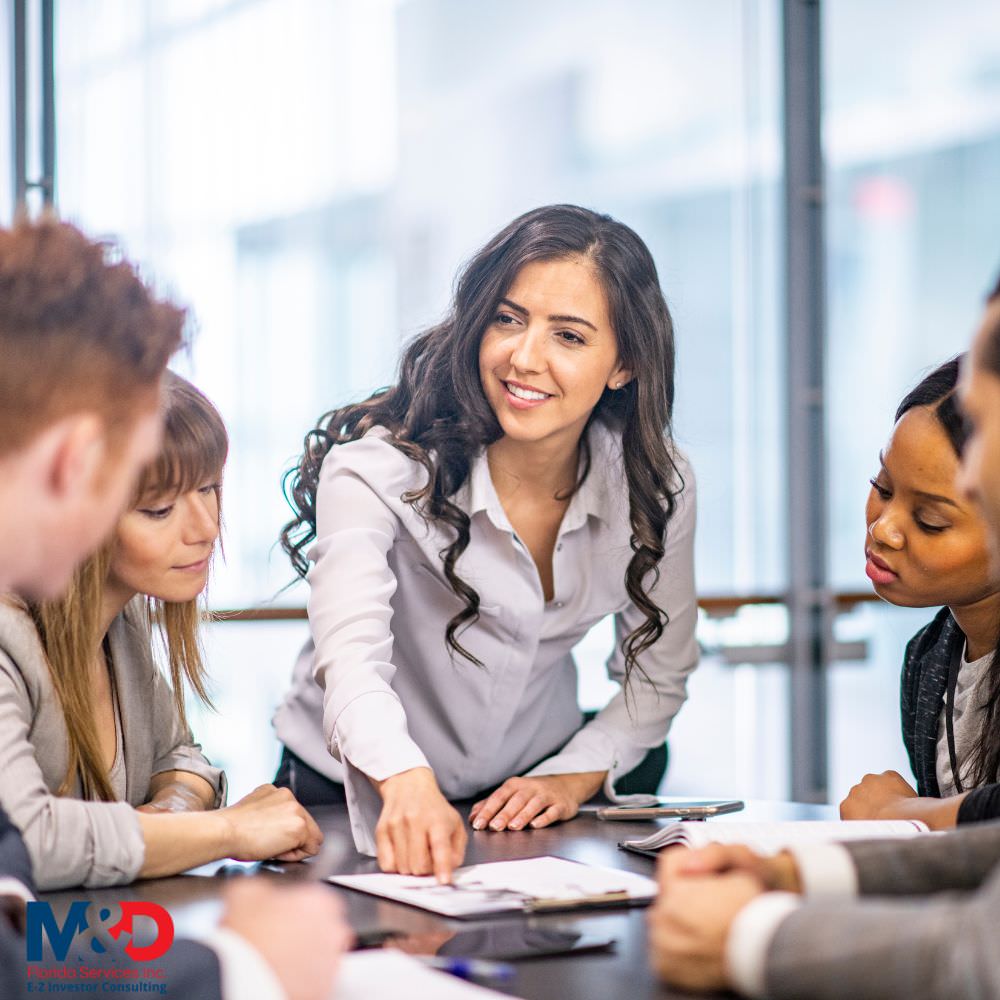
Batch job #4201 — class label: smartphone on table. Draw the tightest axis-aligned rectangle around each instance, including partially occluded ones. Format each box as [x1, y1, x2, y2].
[595, 799, 744, 821]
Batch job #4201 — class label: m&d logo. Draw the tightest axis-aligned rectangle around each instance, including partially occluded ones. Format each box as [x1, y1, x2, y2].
[26, 900, 175, 962]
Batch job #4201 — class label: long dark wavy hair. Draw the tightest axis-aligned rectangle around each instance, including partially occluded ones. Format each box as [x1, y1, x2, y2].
[281, 204, 684, 686]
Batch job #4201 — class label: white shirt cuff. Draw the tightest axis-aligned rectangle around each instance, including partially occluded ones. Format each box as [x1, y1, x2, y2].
[787, 843, 859, 898]
[205, 927, 288, 1000]
[334, 694, 432, 858]
[0, 878, 33, 904]
[525, 720, 640, 785]
[333, 692, 429, 781]
[725, 892, 802, 998]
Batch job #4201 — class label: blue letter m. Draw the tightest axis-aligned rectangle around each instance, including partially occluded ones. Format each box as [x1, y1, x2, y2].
[26, 901, 89, 961]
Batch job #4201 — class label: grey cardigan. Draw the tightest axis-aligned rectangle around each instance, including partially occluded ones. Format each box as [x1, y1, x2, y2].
[0, 599, 226, 890]
[765, 821, 1000, 999]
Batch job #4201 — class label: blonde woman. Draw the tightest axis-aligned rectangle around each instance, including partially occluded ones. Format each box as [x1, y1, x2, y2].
[0, 372, 322, 890]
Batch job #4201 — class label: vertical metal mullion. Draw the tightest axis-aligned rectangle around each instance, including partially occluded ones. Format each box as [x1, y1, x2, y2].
[40, 0, 55, 206]
[12, 0, 27, 212]
[783, 0, 831, 803]
[9, 0, 56, 215]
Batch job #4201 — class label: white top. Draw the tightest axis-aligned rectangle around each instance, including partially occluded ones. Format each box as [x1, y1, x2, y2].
[936, 644, 992, 796]
[273, 421, 700, 855]
[205, 928, 287, 1000]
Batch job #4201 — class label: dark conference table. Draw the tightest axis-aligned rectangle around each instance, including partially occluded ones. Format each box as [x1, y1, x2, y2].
[40, 799, 834, 999]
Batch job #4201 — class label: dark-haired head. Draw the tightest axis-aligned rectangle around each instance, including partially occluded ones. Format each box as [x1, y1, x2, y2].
[894, 355, 968, 458]
[972, 269, 1000, 378]
[281, 204, 682, 684]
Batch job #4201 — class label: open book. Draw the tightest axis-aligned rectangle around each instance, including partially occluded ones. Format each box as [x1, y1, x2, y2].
[620, 819, 930, 858]
[330, 855, 657, 918]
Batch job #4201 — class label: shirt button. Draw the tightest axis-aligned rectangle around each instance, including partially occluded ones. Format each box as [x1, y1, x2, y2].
[554, 601, 564, 609]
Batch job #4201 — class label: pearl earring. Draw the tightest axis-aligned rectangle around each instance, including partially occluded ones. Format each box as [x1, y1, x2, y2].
[615, 381, 624, 389]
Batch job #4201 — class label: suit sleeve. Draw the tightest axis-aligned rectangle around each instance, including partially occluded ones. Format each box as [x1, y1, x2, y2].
[0, 919, 27, 1000]
[0, 806, 34, 893]
[843, 821, 1000, 896]
[155, 940, 225, 1000]
[763, 864, 1000, 1000]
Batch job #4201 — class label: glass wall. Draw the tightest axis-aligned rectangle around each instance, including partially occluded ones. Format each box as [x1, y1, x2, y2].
[0, 2, 12, 221]
[824, 0, 1000, 802]
[40, 0, 1000, 804]
[53, 0, 787, 801]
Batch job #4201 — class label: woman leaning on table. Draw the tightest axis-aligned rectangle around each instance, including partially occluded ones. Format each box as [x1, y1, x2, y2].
[273, 204, 700, 881]
[841, 355, 1000, 829]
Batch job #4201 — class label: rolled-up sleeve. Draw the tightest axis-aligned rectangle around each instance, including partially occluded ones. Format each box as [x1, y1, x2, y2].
[0, 656, 144, 891]
[148, 662, 227, 808]
[528, 459, 699, 786]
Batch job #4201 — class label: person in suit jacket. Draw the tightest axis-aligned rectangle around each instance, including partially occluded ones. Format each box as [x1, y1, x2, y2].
[0, 218, 347, 1000]
[0, 372, 322, 890]
[648, 273, 1000, 998]
[836, 357, 1000, 829]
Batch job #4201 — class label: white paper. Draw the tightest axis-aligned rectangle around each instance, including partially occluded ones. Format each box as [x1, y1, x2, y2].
[330, 855, 658, 917]
[335, 951, 509, 999]
[624, 819, 931, 854]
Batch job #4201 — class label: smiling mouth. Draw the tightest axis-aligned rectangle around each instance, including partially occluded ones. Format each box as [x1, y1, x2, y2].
[503, 380, 552, 401]
[174, 557, 210, 572]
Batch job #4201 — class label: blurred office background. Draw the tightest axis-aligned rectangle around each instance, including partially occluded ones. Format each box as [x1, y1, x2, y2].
[4, 0, 1000, 803]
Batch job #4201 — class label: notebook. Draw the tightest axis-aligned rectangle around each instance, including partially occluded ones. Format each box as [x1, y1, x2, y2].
[329, 855, 657, 918]
[620, 819, 931, 858]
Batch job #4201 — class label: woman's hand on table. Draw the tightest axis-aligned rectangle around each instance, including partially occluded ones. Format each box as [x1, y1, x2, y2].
[222, 784, 324, 862]
[840, 770, 965, 829]
[372, 767, 467, 883]
[469, 771, 606, 832]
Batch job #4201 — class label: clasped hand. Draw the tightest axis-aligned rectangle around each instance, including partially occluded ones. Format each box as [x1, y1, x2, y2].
[647, 843, 803, 992]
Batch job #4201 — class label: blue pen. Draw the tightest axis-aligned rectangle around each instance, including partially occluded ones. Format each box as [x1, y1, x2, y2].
[421, 955, 516, 982]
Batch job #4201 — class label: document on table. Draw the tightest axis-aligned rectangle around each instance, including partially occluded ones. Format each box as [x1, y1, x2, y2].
[621, 819, 931, 858]
[329, 855, 657, 918]
[335, 951, 508, 999]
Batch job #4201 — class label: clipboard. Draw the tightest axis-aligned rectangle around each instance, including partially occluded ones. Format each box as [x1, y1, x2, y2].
[329, 856, 658, 919]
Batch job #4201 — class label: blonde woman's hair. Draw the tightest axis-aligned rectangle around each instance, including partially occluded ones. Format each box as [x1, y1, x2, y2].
[32, 371, 228, 801]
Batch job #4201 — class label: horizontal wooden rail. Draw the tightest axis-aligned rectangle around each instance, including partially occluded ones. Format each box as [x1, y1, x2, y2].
[207, 591, 881, 623]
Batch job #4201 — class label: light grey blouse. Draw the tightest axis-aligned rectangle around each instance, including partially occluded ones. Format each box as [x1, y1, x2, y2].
[274, 421, 699, 856]
[0, 598, 226, 890]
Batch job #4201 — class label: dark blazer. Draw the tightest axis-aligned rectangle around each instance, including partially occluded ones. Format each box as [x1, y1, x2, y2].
[900, 607, 957, 798]
[900, 607, 1000, 823]
[0, 805, 224, 1000]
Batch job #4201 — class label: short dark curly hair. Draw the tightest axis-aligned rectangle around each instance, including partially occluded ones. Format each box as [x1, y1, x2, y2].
[979, 270, 1000, 375]
[0, 216, 186, 455]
